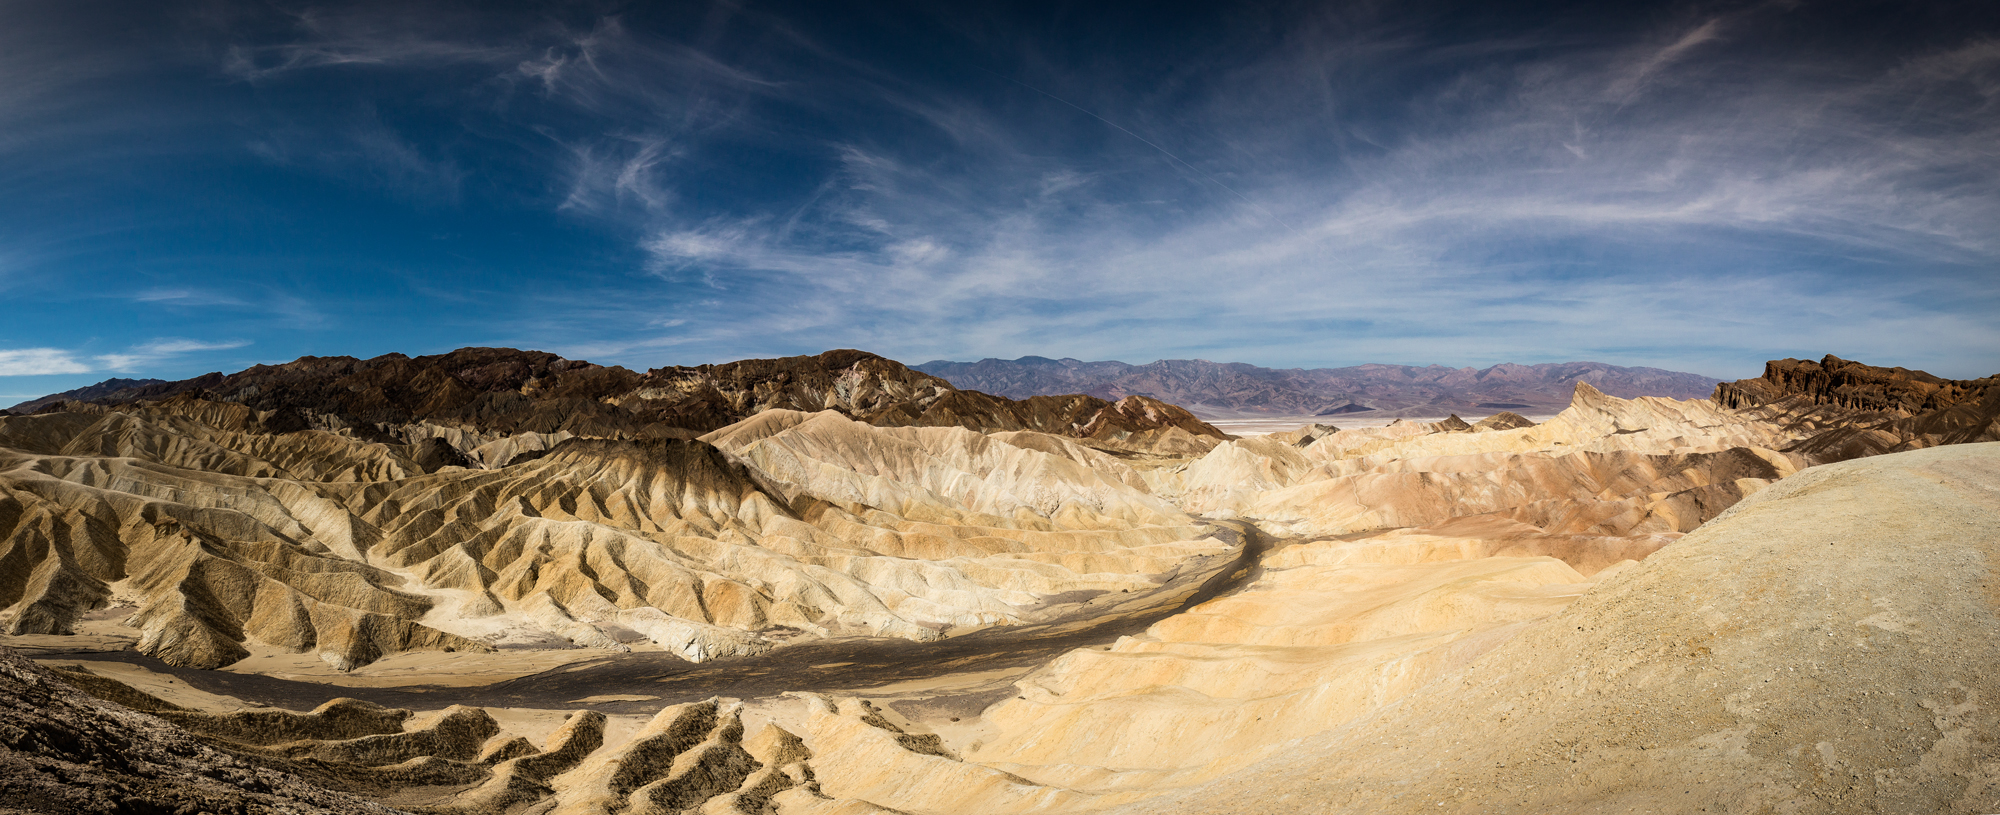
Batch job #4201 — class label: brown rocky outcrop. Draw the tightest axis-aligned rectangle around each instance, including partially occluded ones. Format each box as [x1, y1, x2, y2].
[1714, 353, 1997, 413]
[1471, 411, 1535, 431]
[1713, 355, 2000, 462]
[23, 348, 1227, 450]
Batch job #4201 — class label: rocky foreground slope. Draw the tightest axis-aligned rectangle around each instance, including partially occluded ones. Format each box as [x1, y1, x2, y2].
[0, 652, 396, 815]
[0, 352, 1995, 814]
[1133, 441, 2000, 814]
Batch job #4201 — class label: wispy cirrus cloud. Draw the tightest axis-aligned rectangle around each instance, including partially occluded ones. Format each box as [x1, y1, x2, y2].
[205, 3, 2000, 377]
[132, 288, 248, 306]
[526, 4, 1999, 378]
[218, 5, 531, 82]
[4, 1, 1997, 384]
[1611, 17, 1725, 100]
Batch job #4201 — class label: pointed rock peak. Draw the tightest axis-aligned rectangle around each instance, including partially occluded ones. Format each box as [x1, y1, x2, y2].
[1096, 394, 1228, 439]
[158, 388, 220, 405]
[1472, 411, 1537, 431]
[32, 399, 108, 416]
[1111, 393, 1167, 411]
[698, 408, 820, 448]
[1566, 380, 1629, 415]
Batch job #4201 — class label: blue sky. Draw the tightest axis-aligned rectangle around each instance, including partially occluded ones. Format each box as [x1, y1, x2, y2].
[3, 0, 1997, 403]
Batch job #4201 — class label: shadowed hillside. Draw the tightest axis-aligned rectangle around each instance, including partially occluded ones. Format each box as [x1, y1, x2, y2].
[9, 348, 1228, 454]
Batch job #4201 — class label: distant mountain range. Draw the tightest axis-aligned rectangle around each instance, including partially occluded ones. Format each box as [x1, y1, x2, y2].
[913, 357, 1722, 417]
[13, 353, 1725, 425]
[8, 377, 167, 414]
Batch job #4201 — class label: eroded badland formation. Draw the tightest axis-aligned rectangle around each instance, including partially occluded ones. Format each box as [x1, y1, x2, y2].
[1, 349, 1996, 814]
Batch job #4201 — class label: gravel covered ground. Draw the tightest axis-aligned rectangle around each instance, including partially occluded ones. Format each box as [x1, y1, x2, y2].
[0, 648, 401, 815]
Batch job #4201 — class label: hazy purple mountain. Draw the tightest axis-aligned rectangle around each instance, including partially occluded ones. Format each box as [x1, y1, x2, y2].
[913, 357, 1721, 417]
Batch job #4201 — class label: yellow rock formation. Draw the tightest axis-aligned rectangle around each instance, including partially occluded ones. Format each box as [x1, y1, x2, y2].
[1, 402, 1225, 670]
[6, 373, 1994, 815]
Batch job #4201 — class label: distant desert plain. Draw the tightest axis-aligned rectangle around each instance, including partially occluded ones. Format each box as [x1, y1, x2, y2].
[2, 349, 1997, 814]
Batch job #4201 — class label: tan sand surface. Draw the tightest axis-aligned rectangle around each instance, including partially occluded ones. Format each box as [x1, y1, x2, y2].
[1124, 442, 2000, 814]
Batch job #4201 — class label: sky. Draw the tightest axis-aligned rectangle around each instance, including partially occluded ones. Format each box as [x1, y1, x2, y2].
[3, 0, 1998, 403]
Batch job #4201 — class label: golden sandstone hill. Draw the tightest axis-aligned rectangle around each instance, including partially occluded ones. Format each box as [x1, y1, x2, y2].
[0, 397, 1222, 671]
[0, 350, 1996, 815]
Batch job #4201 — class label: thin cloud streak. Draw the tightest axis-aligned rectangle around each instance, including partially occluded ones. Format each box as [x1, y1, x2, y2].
[95, 338, 253, 372]
[0, 339, 251, 378]
[0, 349, 94, 377]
